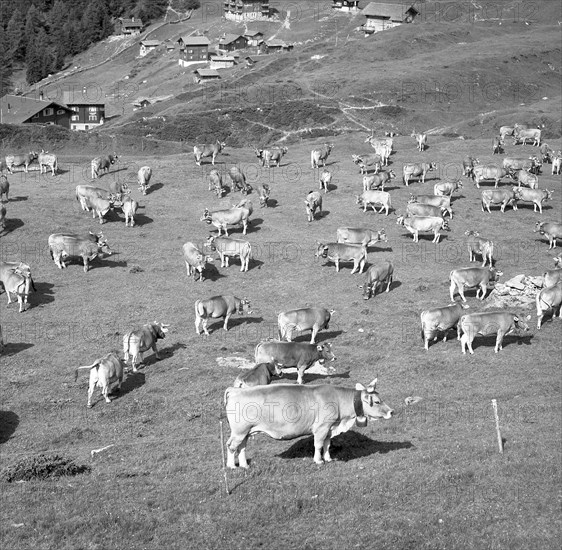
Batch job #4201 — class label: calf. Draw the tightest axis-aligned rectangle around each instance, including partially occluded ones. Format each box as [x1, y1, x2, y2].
[233, 362, 283, 388]
[137, 166, 152, 195]
[458, 312, 530, 354]
[536, 283, 562, 329]
[535, 221, 562, 249]
[258, 184, 270, 207]
[356, 190, 391, 215]
[465, 230, 494, 267]
[75, 352, 124, 408]
[206, 236, 251, 272]
[449, 267, 502, 302]
[194, 295, 251, 335]
[305, 190, 322, 222]
[123, 322, 169, 372]
[319, 169, 332, 193]
[420, 302, 469, 350]
[363, 170, 396, 191]
[360, 261, 394, 300]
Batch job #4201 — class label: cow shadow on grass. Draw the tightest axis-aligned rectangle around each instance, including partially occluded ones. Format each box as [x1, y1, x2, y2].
[145, 183, 164, 195]
[0, 411, 19, 444]
[246, 218, 263, 233]
[468, 333, 534, 352]
[224, 315, 264, 332]
[158, 342, 188, 360]
[263, 198, 279, 208]
[7, 196, 28, 202]
[131, 213, 153, 226]
[201, 264, 226, 281]
[95, 257, 128, 270]
[112, 371, 145, 401]
[32, 281, 55, 308]
[278, 431, 413, 462]
[1, 218, 24, 236]
[1, 342, 34, 357]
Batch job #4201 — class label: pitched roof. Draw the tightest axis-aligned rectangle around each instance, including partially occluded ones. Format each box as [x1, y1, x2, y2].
[0, 94, 72, 124]
[121, 18, 143, 27]
[196, 69, 220, 77]
[244, 30, 264, 37]
[140, 40, 161, 47]
[179, 36, 210, 46]
[210, 56, 236, 62]
[265, 39, 289, 47]
[219, 34, 246, 45]
[61, 91, 105, 106]
[362, 1, 418, 20]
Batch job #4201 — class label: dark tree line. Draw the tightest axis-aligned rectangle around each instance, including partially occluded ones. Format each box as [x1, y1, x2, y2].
[0, 0, 200, 90]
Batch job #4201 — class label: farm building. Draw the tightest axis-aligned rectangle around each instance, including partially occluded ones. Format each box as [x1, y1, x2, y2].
[133, 99, 152, 109]
[361, 1, 419, 33]
[139, 40, 161, 57]
[244, 30, 264, 47]
[224, 0, 270, 21]
[217, 34, 248, 53]
[194, 68, 221, 83]
[62, 91, 105, 131]
[332, 0, 361, 12]
[0, 94, 73, 128]
[210, 56, 237, 70]
[177, 36, 210, 67]
[119, 17, 143, 35]
[264, 39, 293, 53]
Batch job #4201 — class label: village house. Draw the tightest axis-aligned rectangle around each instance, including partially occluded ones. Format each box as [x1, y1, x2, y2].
[264, 39, 293, 53]
[194, 68, 221, 84]
[332, 0, 361, 12]
[62, 90, 105, 131]
[224, 0, 270, 21]
[139, 40, 161, 57]
[119, 17, 143, 35]
[209, 56, 237, 70]
[133, 99, 152, 110]
[177, 36, 210, 67]
[361, 1, 419, 33]
[0, 94, 74, 128]
[243, 30, 264, 47]
[217, 34, 248, 53]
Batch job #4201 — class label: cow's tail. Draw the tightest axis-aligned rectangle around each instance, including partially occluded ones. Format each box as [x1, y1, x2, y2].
[54, 157, 58, 173]
[224, 387, 232, 407]
[277, 313, 284, 340]
[254, 341, 263, 361]
[74, 361, 99, 381]
[194, 299, 205, 319]
[123, 331, 133, 357]
[310, 151, 315, 169]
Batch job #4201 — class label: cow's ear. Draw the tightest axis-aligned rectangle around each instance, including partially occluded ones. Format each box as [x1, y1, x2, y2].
[368, 378, 378, 391]
[355, 383, 366, 391]
[317, 345, 322, 351]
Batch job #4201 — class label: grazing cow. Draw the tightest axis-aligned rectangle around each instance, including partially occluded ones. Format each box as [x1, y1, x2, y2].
[75, 352, 124, 408]
[278, 307, 334, 344]
[48, 232, 112, 272]
[465, 230, 494, 267]
[434, 179, 462, 197]
[194, 139, 226, 166]
[311, 143, 334, 168]
[38, 150, 58, 176]
[402, 162, 436, 185]
[539, 144, 553, 164]
[472, 165, 511, 188]
[543, 256, 562, 288]
[0, 204, 5, 232]
[305, 190, 322, 222]
[262, 147, 288, 168]
[499, 126, 515, 140]
[123, 322, 170, 372]
[502, 156, 541, 174]
[233, 362, 283, 388]
[336, 228, 387, 247]
[513, 127, 541, 146]
[356, 190, 392, 215]
[512, 187, 553, 214]
[511, 169, 539, 189]
[0, 175, 9, 202]
[194, 295, 251, 335]
[258, 184, 270, 207]
[182, 242, 213, 281]
[406, 203, 443, 218]
[458, 312, 530, 354]
[0, 261, 35, 313]
[315, 242, 367, 274]
[224, 378, 392, 467]
[552, 152, 562, 175]
[208, 169, 226, 198]
[492, 136, 504, 155]
[91, 153, 118, 179]
[352, 153, 381, 174]
[535, 221, 562, 249]
[319, 169, 332, 193]
[420, 302, 469, 350]
[409, 194, 453, 218]
[462, 156, 479, 178]
[363, 170, 396, 191]
[121, 195, 139, 226]
[365, 132, 393, 166]
[107, 180, 130, 202]
[254, 341, 336, 385]
[449, 267, 503, 302]
[228, 166, 252, 195]
[87, 195, 115, 224]
[411, 130, 427, 152]
[481, 188, 518, 213]
[201, 204, 251, 236]
[206, 236, 251, 272]
[396, 215, 449, 243]
[5, 152, 38, 174]
[137, 166, 152, 195]
[75, 185, 109, 211]
[360, 261, 394, 300]
[536, 283, 562, 329]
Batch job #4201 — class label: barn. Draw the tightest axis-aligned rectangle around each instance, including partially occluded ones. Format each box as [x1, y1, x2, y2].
[223, 0, 270, 21]
[361, 1, 419, 34]
[178, 36, 210, 67]
[139, 40, 161, 57]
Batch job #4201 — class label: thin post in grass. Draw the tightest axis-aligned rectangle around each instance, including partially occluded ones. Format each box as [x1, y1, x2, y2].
[219, 419, 231, 495]
[491, 399, 503, 454]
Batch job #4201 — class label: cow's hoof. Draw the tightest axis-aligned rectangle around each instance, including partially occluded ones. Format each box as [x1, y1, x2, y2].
[87, 404, 93, 409]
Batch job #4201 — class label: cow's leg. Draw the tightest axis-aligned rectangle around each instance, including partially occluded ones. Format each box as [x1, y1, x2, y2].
[350, 260, 357, 275]
[103, 384, 111, 404]
[494, 332, 504, 353]
[358, 259, 365, 274]
[334, 259, 340, 272]
[386, 275, 392, 292]
[322, 435, 333, 463]
[87, 379, 96, 408]
[223, 314, 231, 331]
[242, 220, 248, 235]
[202, 318, 210, 336]
[17, 295, 25, 313]
[82, 256, 89, 273]
[537, 311, 543, 330]
[460, 333, 469, 354]
[296, 363, 306, 385]
[310, 326, 318, 344]
[195, 314, 202, 335]
[152, 343, 160, 359]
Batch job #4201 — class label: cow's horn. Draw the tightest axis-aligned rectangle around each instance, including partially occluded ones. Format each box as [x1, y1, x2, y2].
[355, 383, 366, 391]
[367, 378, 378, 391]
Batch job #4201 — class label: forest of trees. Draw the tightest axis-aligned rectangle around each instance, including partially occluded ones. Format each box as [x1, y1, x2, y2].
[0, 0, 200, 94]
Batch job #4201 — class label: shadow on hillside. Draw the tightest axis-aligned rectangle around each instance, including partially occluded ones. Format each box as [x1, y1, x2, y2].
[96, 257, 128, 269]
[200, 264, 225, 281]
[0, 411, 19, 444]
[468, 333, 534, 352]
[7, 196, 28, 202]
[32, 281, 55, 308]
[158, 342, 187, 359]
[247, 218, 263, 232]
[1, 342, 34, 357]
[278, 432, 413, 462]
[146, 183, 163, 195]
[369, 245, 393, 253]
[262, 198, 279, 208]
[131, 213, 153, 226]
[1, 218, 24, 235]
[225, 315, 264, 331]
[109, 371, 145, 402]
[292, 329, 344, 343]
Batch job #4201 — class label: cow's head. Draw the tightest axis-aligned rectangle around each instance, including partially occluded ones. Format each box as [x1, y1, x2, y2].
[254, 147, 263, 159]
[206, 236, 217, 250]
[465, 229, 479, 237]
[317, 342, 335, 363]
[388, 170, 396, 179]
[513, 314, 531, 332]
[355, 378, 394, 422]
[351, 154, 363, 165]
[238, 298, 252, 315]
[30, 151, 39, 160]
[534, 221, 545, 233]
[200, 209, 212, 223]
[442, 219, 451, 231]
[396, 215, 405, 226]
[377, 229, 388, 243]
[315, 243, 329, 258]
[110, 153, 119, 164]
[361, 280, 375, 300]
[153, 322, 170, 339]
[490, 268, 503, 281]
[408, 195, 418, 204]
[553, 256, 562, 268]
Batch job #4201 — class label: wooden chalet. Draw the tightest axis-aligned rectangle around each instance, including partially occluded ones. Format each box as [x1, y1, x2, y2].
[139, 40, 161, 57]
[217, 34, 248, 53]
[332, 0, 361, 12]
[0, 94, 73, 128]
[120, 17, 143, 35]
[361, 1, 419, 33]
[224, 0, 270, 21]
[264, 39, 293, 53]
[244, 30, 264, 47]
[178, 36, 210, 67]
[62, 90, 105, 131]
[194, 68, 221, 83]
[210, 56, 237, 70]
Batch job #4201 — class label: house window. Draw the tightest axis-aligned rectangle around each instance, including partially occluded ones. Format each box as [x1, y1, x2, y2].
[44, 107, 54, 116]
[71, 114, 79, 121]
[85, 125, 89, 130]
[89, 106, 98, 112]
[72, 125, 77, 130]
[188, 49, 193, 53]
[32, 113, 39, 119]
[89, 113, 97, 121]
[57, 109, 65, 115]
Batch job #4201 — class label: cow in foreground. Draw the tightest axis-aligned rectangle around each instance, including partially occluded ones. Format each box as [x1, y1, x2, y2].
[396, 215, 449, 243]
[194, 295, 251, 335]
[449, 267, 503, 302]
[356, 190, 391, 215]
[75, 352, 124, 408]
[5, 152, 38, 174]
[0, 261, 36, 313]
[182, 242, 213, 281]
[336, 228, 387, 247]
[233, 362, 283, 388]
[513, 188, 553, 214]
[224, 378, 392, 467]
[91, 153, 118, 179]
[123, 322, 169, 372]
[48, 232, 112, 272]
[311, 143, 334, 168]
[465, 230, 494, 267]
[254, 341, 336, 385]
[536, 283, 562, 329]
[535, 222, 562, 249]
[206, 236, 251, 272]
[360, 261, 394, 300]
[481, 189, 517, 213]
[278, 307, 334, 344]
[402, 162, 436, 186]
[458, 312, 530, 354]
[316, 241, 367, 273]
[137, 166, 152, 195]
[38, 150, 58, 176]
[420, 302, 469, 350]
[194, 140, 226, 166]
[305, 190, 322, 222]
